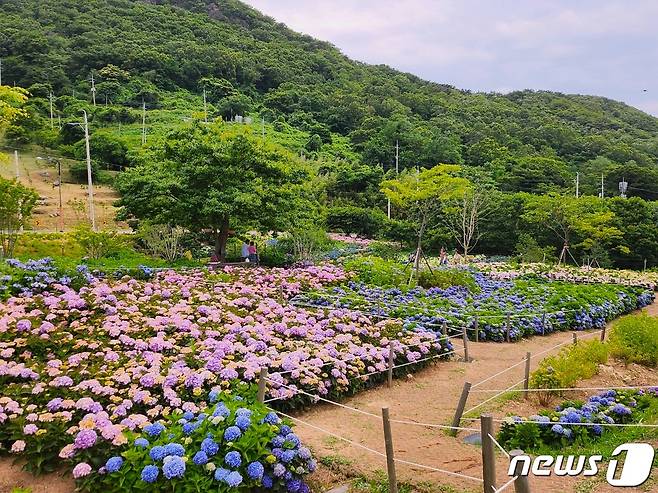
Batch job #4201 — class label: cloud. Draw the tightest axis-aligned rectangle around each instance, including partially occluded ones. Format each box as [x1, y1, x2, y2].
[243, 0, 658, 115]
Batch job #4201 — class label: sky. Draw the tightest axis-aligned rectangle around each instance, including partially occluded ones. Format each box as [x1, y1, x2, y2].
[242, 0, 658, 116]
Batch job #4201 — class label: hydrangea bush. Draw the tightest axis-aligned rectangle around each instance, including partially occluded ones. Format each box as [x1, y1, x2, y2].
[299, 274, 653, 342]
[75, 388, 315, 492]
[498, 388, 658, 450]
[0, 264, 449, 478]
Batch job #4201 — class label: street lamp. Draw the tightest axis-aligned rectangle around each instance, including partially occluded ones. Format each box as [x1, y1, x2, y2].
[67, 110, 96, 230]
[36, 156, 64, 232]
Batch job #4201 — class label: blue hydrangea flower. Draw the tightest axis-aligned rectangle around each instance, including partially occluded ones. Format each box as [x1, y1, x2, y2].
[224, 426, 242, 442]
[247, 461, 265, 480]
[271, 436, 285, 447]
[141, 464, 159, 483]
[236, 408, 252, 418]
[193, 451, 209, 465]
[224, 451, 242, 468]
[287, 479, 302, 492]
[183, 422, 197, 435]
[279, 425, 292, 435]
[235, 415, 251, 431]
[162, 456, 186, 479]
[105, 456, 123, 473]
[307, 459, 317, 472]
[262, 474, 274, 489]
[263, 412, 280, 425]
[551, 424, 564, 435]
[213, 404, 230, 418]
[134, 438, 149, 448]
[281, 450, 296, 463]
[201, 438, 219, 457]
[209, 389, 220, 403]
[298, 447, 312, 460]
[215, 468, 230, 481]
[273, 463, 286, 477]
[225, 471, 243, 487]
[144, 422, 165, 437]
[164, 443, 185, 457]
[183, 411, 195, 420]
[149, 446, 166, 461]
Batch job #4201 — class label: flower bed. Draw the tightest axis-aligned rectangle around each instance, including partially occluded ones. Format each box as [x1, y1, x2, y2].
[476, 262, 658, 290]
[0, 264, 450, 481]
[297, 273, 654, 342]
[498, 388, 658, 450]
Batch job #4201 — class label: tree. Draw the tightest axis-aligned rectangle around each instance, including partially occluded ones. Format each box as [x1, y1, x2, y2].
[522, 193, 623, 264]
[442, 188, 490, 258]
[0, 177, 38, 258]
[381, 164, 469, 274]
[115, 123, 317, 260]
[0, 86, 28, 130]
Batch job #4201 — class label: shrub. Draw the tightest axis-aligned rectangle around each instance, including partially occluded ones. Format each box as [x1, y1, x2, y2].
[78, 389, 316, 493]
[326, 206, 387, 237]
[530, 340, 609, 405]
[416, 269, 478, 291]
[69, 160, 99, 183]
[72, 225, 122, 260]
[137, 222, 185, 262]
[343, 256, 409, 287]
[609, 313, 658, 367]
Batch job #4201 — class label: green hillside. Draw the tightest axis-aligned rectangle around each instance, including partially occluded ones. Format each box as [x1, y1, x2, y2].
[3, 0, 658, 199]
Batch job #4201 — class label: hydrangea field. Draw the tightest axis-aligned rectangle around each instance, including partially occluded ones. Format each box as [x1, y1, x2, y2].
[498, 388, 658, 450]
[0, 262, 449, 488]
[297, 273, 654, 341]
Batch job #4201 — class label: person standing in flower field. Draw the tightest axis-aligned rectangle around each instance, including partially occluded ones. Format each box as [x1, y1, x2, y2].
[248, 241, 259, 263]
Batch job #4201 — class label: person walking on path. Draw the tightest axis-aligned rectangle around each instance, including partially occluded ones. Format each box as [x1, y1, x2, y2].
[241, 240, 250, 262]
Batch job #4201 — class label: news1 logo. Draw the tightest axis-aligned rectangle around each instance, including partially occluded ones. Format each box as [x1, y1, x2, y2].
[508, 443, 655, 487]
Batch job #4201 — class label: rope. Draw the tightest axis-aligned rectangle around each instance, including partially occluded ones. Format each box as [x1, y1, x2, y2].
[471, 384, 658, 393]
[464, 379, 526, 415]
[471, 358, 527, 389]
[271, 408, 484, 483]
[493, 475, 518, 493]
[488, 433, 510, 459]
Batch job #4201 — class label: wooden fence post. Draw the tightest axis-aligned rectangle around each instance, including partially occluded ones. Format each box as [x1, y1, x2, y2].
[509, 449, 531, 493]
[450, 381, 471, 437]
[573, 332, 578, 345]
[541, 312, 546, 336]
[474, 316, 479, 343]
[523, 352, 531, 399]
[462, 326, 470, 362]
[387, 342, 394, 388]
[381, 407, 398, 493]
[442, 320, 448, 337]
[600, 326, 606, 342]
[257, 368, 268, 404]
[505, 313, 511, 342]
[481, 413, 496, 493]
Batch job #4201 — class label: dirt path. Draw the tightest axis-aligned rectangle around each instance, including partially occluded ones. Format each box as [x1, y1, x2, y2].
[293, 302, 658, 493]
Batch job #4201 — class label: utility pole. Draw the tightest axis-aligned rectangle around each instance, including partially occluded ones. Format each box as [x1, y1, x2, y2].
[15, 150, 22, 230]
[619, 177, 628, 199]
[0, 58, 3, 86]
[600, 174, 604, 198]
[49, 91, 54, 129]
[203, 87, 208, 123]
[141, 100, 146, 145]
[82, 110, 96, 230]
[575, 172, 579, 198]
[90, 72, 96, 106]
[261, 116, 265, 139]
[14, 150, 19, 179]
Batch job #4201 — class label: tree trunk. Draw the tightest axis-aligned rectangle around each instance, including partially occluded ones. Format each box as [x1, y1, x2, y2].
[214, 217, 230, 261]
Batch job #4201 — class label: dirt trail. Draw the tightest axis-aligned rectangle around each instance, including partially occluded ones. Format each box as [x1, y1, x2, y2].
[291, 302, 658, 493]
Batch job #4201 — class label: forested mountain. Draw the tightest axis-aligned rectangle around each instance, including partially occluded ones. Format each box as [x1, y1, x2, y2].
[3, 0, 658, 199]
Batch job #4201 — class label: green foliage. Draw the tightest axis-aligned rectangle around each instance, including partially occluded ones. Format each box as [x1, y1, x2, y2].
[343, 256, 409, 287]
[72, 225, 123, 260]
[608, 313, 658, 367]
[515, 234, 556, 263]
[530, 340, 609, 405]
[115, 123, 318, 260]
[69, 160, 99, 183]
[416, 269, 478, 291]
[0, 177, 39, 258]
[325, 205, 387, 237]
